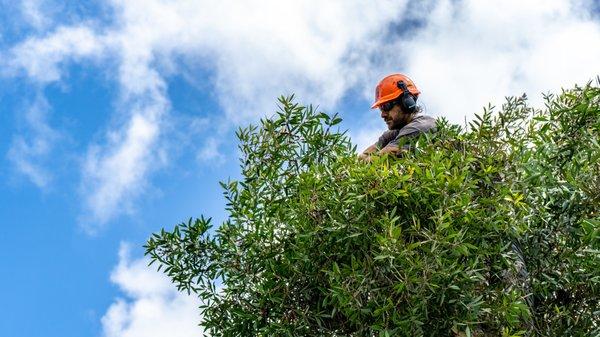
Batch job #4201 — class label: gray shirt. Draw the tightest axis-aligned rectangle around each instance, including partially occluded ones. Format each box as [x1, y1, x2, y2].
[376, 115, 437, 151]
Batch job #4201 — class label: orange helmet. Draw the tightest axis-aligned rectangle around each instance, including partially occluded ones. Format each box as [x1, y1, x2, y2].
[371, 73, 420, 109]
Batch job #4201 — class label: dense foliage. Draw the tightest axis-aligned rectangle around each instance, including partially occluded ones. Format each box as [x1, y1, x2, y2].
[146, 81, 599, 336]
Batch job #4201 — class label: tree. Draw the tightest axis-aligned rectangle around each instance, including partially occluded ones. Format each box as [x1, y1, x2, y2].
[145, 81, 600, 336]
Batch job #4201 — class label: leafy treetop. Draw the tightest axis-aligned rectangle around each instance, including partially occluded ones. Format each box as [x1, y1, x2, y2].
[146, 82, 600, 336]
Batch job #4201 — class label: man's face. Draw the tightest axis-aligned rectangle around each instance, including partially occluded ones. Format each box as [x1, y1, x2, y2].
[380, 103, 411, 130]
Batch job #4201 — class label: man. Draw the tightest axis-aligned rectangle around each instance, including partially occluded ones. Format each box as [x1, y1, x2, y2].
[360, 73, 436, 159]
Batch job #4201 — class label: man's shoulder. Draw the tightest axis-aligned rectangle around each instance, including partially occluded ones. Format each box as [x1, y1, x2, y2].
[376, 129, 400, 149]
[398, 114, 437, 137]
[376, 115, 437, 150]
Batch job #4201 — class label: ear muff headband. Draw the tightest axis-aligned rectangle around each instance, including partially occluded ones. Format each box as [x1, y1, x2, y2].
[397, 81, 417, 113]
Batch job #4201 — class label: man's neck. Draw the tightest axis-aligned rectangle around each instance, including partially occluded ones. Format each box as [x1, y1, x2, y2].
[394, 113, 416, 130]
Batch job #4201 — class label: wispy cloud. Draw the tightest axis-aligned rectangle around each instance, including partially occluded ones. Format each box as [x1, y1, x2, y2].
[101, 243, 203, 337]
[20, 0, 50, 30]
[7, 94, 60, 188]
[4, 25, 105, 83]
[196, 137, 224, 165]
[80, 112, 164, 230]
[3, 0, 410, 230]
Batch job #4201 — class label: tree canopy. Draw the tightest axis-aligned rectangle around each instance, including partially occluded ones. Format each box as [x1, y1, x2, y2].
[146, 81, 599, 336]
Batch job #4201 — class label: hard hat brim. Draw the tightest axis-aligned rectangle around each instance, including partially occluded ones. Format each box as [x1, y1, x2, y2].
[370, 91, 402, 109]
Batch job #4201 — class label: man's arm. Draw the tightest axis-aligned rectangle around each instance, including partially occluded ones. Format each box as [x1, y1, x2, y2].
[359, 143, 378, 161]
[359, 143, 403, 161]
[378, 144, 402, 156]
[359, 129, 400, 160]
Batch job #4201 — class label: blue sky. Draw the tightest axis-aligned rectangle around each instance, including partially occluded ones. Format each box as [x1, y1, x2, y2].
[1, 1, 599, 336]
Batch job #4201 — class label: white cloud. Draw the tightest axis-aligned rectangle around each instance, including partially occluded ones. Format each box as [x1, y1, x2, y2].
[4, 0, 600, 225]
[21, 0, 50, 30]
[7, 94, 60, 188]
[8, 137, 52, 187]
[105, 0, 408, 121]
[5, 25, 105, 83]
[196, 137, 225, 165]
[354, 0, 600, 151]
[81, 112, 164, 230]
[401, 0, 600, 124]
[3, 0, 410, 229]
[101, 243, 203, 337]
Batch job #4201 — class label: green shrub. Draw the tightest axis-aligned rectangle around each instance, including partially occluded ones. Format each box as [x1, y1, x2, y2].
[146, 81, 600, 336]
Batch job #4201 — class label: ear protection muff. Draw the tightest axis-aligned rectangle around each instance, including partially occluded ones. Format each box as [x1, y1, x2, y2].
[397, 80, 417, 113]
